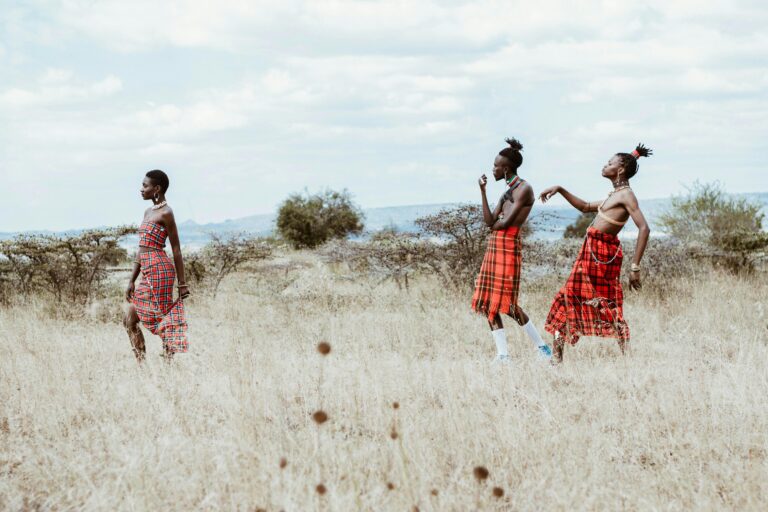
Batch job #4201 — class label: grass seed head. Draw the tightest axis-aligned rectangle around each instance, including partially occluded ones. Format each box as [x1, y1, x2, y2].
[317, 342, 331, 355]
[390, 429, 399, 440]
[312, 410, 328, 424]
[279, 457, 287, 469]
[430, 489, 439, 497]
[316, 484, 327, 495]
[492, 487, 505, 498]
[473, 466, 489, 482]
[392, 401, 400, 409]
[387, 482, 395, 490]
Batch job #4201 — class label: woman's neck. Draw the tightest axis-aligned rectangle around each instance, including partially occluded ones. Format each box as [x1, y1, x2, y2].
[612, 179, 629, 189]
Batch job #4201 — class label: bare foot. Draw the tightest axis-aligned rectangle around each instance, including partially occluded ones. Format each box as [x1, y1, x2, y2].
[551, 338, 564, 365]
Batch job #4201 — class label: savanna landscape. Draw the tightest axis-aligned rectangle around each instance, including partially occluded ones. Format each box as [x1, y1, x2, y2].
[1, 187, 767, 511]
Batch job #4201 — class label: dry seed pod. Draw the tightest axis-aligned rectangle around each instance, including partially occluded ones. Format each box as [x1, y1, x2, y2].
[316, 484, 327, 495]
[492, 487, 505, 498]
[473, 466, 489, 481]
[312, 410, 329, 424]
[317, 342, 331, 355]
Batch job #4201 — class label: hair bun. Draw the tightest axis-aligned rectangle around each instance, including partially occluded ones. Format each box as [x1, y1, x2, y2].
[634, 143, 652, 158]
[505, 137, 523, 152]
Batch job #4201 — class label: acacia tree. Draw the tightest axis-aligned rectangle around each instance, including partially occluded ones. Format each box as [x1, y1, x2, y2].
[276, 189, 364, 249]
[415, 204, 494, 288]
[185, 233, 273, 296]
[0, 226, 136, 304]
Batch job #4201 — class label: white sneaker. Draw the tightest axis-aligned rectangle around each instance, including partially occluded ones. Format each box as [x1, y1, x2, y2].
[491, 354, 511, 364]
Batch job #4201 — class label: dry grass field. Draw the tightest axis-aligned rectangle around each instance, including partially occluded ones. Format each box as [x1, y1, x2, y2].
[1, 253, 767, 511]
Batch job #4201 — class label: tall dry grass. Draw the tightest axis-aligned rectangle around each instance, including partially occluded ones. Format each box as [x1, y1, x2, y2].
[1, 254, 767, 511]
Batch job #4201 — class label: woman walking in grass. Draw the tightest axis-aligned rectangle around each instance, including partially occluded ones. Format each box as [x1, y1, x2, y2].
[124, 170, 189, 361]
[472, 138, 552, 363]
[539, 144, 652, 363]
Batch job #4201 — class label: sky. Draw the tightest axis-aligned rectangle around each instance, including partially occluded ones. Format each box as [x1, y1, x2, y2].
[1, 0, 767, 231]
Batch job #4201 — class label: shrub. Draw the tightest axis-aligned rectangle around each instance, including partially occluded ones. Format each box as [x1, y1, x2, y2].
[658, 182, 767, 272]
[414, 204, 489, 289]
[0, 226, 136, 305]
[323, 232, 436, 290]
[276, 189, 364, 249]
[563, 212, 596, 239]
[185, 233, 273, 296]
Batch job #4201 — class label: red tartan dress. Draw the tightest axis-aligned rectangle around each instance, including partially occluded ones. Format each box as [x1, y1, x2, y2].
[544, 227, 629, 344]
[471, 226, 522, 321]
[132, 221, 188, 353]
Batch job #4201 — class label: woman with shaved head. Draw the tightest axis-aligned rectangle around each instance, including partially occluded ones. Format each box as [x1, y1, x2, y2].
[124, 170, 189, 361]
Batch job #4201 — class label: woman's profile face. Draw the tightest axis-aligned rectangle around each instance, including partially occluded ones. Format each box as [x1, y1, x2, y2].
[601, 155, 623, 179]
[140, 177, 157, 200]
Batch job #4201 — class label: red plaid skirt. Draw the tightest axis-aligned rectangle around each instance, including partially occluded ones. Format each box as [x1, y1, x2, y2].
[544, 227, 629, 344]
[471, 227, 521, 321]
[132, 250, 188, 353]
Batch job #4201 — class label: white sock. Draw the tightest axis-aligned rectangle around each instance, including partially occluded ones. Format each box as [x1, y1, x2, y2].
[523, 320, 546, 348]
[491, 329, 509, 357]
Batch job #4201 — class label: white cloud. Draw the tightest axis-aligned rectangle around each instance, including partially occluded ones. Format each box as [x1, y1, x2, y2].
[0, 71, 122, 108]
[0, 0, 766, 231]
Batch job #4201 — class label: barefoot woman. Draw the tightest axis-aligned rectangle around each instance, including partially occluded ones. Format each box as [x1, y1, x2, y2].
[539, 144, 652, 363]
[124, 170, 190, 360]
[472, 138, 552, 363]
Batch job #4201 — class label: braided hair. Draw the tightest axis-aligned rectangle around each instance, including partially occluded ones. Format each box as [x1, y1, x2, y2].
[498, 137, 524, 170]
[616, 143, 652, 179]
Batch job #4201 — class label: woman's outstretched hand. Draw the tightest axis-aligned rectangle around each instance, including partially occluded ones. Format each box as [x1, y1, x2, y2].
[539, 186, 559, 203]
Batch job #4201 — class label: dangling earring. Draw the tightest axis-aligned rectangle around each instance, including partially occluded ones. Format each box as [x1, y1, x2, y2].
[154, 192, 160, 203]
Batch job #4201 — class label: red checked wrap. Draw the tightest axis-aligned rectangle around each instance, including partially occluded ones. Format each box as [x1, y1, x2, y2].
[544, 227, 629, 344]
[132, 221, 188, 353]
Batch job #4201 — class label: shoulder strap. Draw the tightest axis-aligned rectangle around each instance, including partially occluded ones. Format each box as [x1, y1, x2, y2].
[503, 178, 524, 201]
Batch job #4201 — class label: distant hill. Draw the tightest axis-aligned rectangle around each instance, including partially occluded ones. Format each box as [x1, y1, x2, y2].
[3, 192, 767, 249]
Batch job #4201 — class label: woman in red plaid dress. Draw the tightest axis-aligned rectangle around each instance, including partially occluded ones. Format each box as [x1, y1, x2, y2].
[472, 138, 552, 363]
[123, 170, 190, 361]
[539, 144, 652, 363]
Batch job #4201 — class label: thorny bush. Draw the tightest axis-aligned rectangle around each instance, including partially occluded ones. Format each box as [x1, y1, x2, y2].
[185, 232, 274, 296]
[0, 226, 136, 305]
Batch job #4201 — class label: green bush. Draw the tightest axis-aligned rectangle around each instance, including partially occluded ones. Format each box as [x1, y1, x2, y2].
[658, 182, 767, 271]
[563, 212, 596, 239]
[276, 189, 364, 249]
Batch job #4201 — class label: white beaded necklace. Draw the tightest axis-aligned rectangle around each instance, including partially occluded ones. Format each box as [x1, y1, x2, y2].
[151, 200, 168, 210]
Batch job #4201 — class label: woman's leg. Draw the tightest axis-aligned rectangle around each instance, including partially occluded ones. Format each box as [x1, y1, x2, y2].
[123, 304, 146, 361]
[552, 334, 565, 364]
